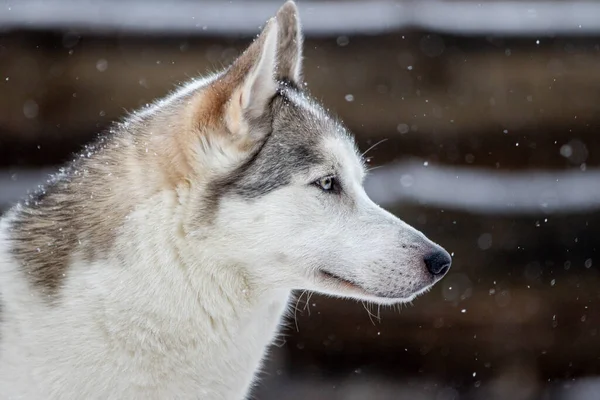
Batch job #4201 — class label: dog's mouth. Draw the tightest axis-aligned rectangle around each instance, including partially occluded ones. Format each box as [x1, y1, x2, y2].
[317, 270, 369, 295]
[316, 270, 428, 303]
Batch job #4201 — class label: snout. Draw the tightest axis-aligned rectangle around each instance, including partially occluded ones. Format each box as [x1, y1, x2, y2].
[424, 248, 452, 279]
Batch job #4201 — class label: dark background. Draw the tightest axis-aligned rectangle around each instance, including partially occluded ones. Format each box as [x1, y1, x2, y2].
[2, 1, 600, 399]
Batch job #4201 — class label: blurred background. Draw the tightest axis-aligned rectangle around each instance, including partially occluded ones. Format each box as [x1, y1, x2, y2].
[2, 0, 600, 399]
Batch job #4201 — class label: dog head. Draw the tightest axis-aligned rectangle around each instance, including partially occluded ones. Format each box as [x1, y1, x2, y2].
[176, 1, 451, 304]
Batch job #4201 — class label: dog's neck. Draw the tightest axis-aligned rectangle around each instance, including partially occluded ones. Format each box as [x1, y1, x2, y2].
[121, 186, 290, 318]
[100, 191, 291, 396]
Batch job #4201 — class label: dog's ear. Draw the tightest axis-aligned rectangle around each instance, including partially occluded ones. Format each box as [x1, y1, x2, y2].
[275, 1, 303, 84]
[180, 19, 278, 176]
[223, 18, 279, 134]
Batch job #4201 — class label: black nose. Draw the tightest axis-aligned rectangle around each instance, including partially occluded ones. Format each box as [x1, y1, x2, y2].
[424, 250, 452, 277]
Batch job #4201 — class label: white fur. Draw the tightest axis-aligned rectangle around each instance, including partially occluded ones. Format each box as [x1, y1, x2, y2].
[240, 19, 279, 118]
[134, 72, 223, 122]
[0, 192, 289, 399]
[0, 121, 447, 399]
[207, 132, 439, 304]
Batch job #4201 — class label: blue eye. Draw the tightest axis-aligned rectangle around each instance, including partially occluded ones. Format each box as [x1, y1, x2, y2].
[315, 176, 336, 192]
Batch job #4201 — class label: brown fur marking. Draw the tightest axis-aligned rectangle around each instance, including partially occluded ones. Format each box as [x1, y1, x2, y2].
[6, 12, 293, 301]
[8, 102, 201, 299]
[9, 133, 133, 298]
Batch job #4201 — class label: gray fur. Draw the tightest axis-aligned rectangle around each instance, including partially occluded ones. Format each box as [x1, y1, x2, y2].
[224, 83, 338, 199]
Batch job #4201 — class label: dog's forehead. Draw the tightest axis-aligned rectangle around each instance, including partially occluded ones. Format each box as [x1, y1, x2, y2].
[322, 133, 365, 181]
[271, 87, 361, 168]
[226, 87, 362, 199]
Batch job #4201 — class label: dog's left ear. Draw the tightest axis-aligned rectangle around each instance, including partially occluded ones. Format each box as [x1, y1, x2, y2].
[275, 1, 303, 84]
[220, 17, 279, 136]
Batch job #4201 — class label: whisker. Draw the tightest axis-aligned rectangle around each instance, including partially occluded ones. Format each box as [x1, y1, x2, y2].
[362, 301, 377, 326]
[366, 165, 385, 173]
[303, 291, 314, 316]
[293, 290, 307, 332]
[272, 331, 288, 348]
[361, 138, 388, 158]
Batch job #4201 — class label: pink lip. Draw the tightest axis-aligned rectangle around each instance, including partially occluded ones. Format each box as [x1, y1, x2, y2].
[318, 270, 370, 295]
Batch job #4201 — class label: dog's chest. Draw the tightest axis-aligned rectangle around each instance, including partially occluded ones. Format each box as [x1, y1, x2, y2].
[0, 251, 290, 400]
[94, 285, 290, 398]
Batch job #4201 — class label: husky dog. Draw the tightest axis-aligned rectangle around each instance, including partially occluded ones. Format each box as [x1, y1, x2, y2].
[0, 2, 451, 399]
